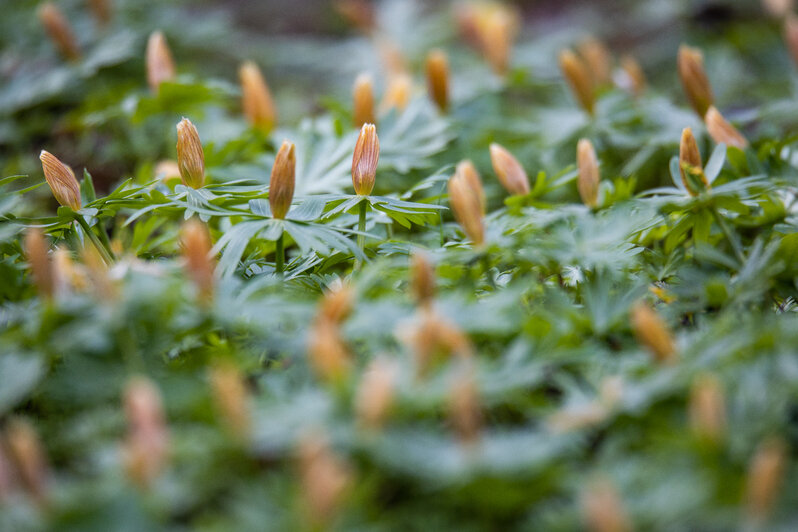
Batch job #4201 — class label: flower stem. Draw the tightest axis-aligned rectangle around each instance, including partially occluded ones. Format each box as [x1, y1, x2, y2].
[75, 215, 114, 264]
[355, 199, 368, 270]
[275, 232, 285, 275]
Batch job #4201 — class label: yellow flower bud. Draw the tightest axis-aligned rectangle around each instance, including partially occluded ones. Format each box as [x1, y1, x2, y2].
[209, 364, 251, 440]
[448, 361, 481, 445]
[352, 73, 376, 128]
[630, 302, 676, 363]
[577, 138, 600, 208]
[581, 478, 631, 532]
[677, 44, 714, 118]
[239, 61, 277, 133]
[578, 37, 612, 87]
[448, 164, 485, 245]
[689, 374, 726, 444]
[146, 31, 176, 94]
[456, 160, 486, 214]
[410, 251, 436, 307]
[559, 48, 595, 114]
[704, 106, 748, 149]
[176, 118, 205, 189]
[39, 150, 81, 211]
[479, 5, 518, 75]
[745, 437, 787, 523]
[679, 127, 708, 196]
[269, 140, 296, 219]
[5, 419, 50, 504]
[351, 123, 379, 195]
[180, 219, 215, 302]
[318, 281, 354, 324]
[122, 377, 169, 488]
[297, 431, 352, 526]
[38, 2, 80, 61]
[355, 357, 398, 431]
[489, 142, 529, 196]
[380, 74, 412, 113]
[24, 227, 54, 300]
[425, 49, 450, 112]
[619, 55, 646, 98]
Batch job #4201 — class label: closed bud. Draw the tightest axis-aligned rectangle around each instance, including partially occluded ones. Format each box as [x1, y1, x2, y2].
[678, 44, 714, 118]
[578, 37, 612, 87]
[38, 2, 80, 61]
[619, 55, 646, 97]
[448, 361, 481, 445]
[333, 0, 375, 33]
[630, 302, 676, 363]
[123, 377, 169, 487]
[745, 437, 787, 522]
[456, 160, 486, 213]
[559, 49, 595, 114]
[353, 73, 376, 127]
[480, 6, 518, 75]
[355, 357, 398, 431]
[210, 364, 251, 440]
[401, 309, 473, 377]
[581, 478, 631, 532]
[705, 106, 748, 149]
[425, 49, 450, 111]
[448, 166, 485, 245]
[308, 319, 351, 382]
[376, 37, 410, 78]
[689, 374, 726, 444]
[410, 251, 435, 307]
[146, 31, 176, 93]
[5, 419, 49, 503]
[318, 281, 354, 324]
[269, 140, 296, 219]
[577, 139, 600, 208]
[88, 0, 112, 26]
[679, 127, 708, 196]
[40, 150, 81, 211]
[176, 118, 205, 189]
[297, 431, 352, 525]
[380, 74, 412, 113]
[24, 227, 54, 300]
[181, 219, 215, 302]
[764, 0, 793, 17]
[548, 402, 608, 433]
[239, 61, 277, 133]
[351, 123, 379, 195]
[490, 143, 529, 196]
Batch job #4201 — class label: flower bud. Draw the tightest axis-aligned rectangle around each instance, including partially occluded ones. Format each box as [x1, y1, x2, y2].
[176, 118, 205, 189]
[548, 402, 608, 433]
[679, 127, 708, 196]
[146, 31, 176, 93]
[355, 357, 398, 431]
[40, 150, 81, 211]
[297, 431, 352, 525]
[678, 44, 714, 118]
[559, 49, 595, 114]
[480, 6, 518, 75]
[24, 227, 54, 300]
[180, 219, 215, 302]
[123, 377, 169, 487]
[308, 319, 351, 382]
[630, 302, 676, 363]
[448, 361, 481, 445]
[38, 2, 80, 61]
[376, 37, 409, 78]
[578, 37, 612, 87]
[318, 281, 354, 324]
[380, 74, 412, 113]
[704, 106, 748, 149]
[581, 478, 631, 532]
[210, 364, 251, 440]
[269, 140, 296, 219]
[425, 49, 450, 111]
[490, 143, 529, 196]
[353, 73, 376, 128]
[448, 165, 485, 245]
[745, 437, 787, 522]
[577, 139, 600, 208]
[88, 0, 112, 26]
[239, 61, 277, 133]
[400, 309, 473, 377]
[456, 160, 486, 213]
[5, 419, 49, 503]
[351, 123, 379, 195]
[619, 55, 646, 97]
[689, 374, 726, 444]
[410, 251, 435, 307]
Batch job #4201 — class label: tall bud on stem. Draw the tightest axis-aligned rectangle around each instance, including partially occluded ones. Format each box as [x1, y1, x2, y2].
[181, 219, 215, 302]
[352, 123, 379, 196]
[578, 37, 612, 87]
[122, 377, 169, 488]
[269, 141, 296, 220]
[490, 143, 529, 196]
[146, 31, 176, 93]
[6, 419, 50, 504]
[704, 106, 748, 149]
[352, 74, 376, 128]
[679, 127, 708, 196]
[24, 227, 54, 300]
[239, 61, 277, 133]
[38, 2, 80, 61]
[630, 302, 677, 363]
[176, 118, 205, 189]
[425, 49, 450, 112]
[448, 162, 485, 246]
[745, 437, 787, 524]
[410, 251, 436, 308]
[678, 45, 714, 118]
[559, 49, 595, 115]
[40, 151, 81, 211]
[577, 139, 600, 208]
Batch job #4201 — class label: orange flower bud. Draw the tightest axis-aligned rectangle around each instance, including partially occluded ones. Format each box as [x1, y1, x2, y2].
[400, 309, 474, 377]
[619, 55, 646, 97]
[679, 127, 708, 196]
[745, 437, 787, 522]
[448, 361, 481, 444]
[581, 478, 631, 532]
[380, 74, 412, 113]
[269, 140, 296, 219]
[40, 150, 81, 211]
[456, 160, 486, 213]
[578, 37, 612, 87]
[489, 143, 529, 196]
[678, 44, 714, 118]
[559, 49, 595, 114]
[210, 364, 251, 440]
[5, 419, 49, 503]
[448, 165, 485, 245]
[630, 302, 676, 363]
[88, 0, 112, 26]
[181, 219, 214, 302]
[351, 123, 379, 195]
[122, 377, 169, 487]
[353, 73, 376, 128]
[146, 31, 176, 93]
[38, 2, 80, 61]
[297, 431, 352, 525]
[308, 319, 351, 382]
[689, 374, 726, 444]
[410, 251, 435, 307]
[176, 118, 205, 189]
[239, 61, 277, 133]
[704, 106, 748, 149]
[24, 227, 54, 300]
[318, 281, 354, 324]
[577, 138, 600, 208]
[355, 357, 398, 431]
[480, 6, 518, 75]
[425, 49, 450, 111]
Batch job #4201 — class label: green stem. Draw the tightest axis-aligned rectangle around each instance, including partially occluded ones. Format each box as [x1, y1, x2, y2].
[711, 207, 745, 264]
[75, 215, 114, 264]
[481, 252, 496, 289]
[275, 232, 285, 275]
[355, 199, 367, 270]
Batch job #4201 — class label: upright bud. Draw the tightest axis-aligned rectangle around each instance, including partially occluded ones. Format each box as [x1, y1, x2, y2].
[5, 419, 49, 503]
[210, 364, 251, 440]
[456, 160, 486, 214]
[181, 219, 215, 302]
[38, 2, 80, 61]
[269, 141, 296, 219]
[239, 61, 277, 133]
[88, 0, 112, 26]
[785, 15, 798, 68]
[123, 377, 169, 487]
[318, 281, 354, 324]
[448, 166, 485, 245]
[481, 7, 517, 75]
[630, 302, 676, 363]
[490, 143, 529, 196]
[40, 150, 81, 211]
[380, 74, 412, 113]
[176, 118, 205, 189]
[578, 37, 612, 87]
[297, 432, 352, 526]
[308, 319, 351, 383]
[376, 38, 410, 78]
[146, 31, 176, 93]
[577, 139, 600, 208]
[410, 251, 435, 307]
[745, 437, 787, 523]
[619, 55, 646, 97]
[679, 127, 708, 196]
[355, 357, 398, 431]
[581, 478, 631, 532]
[678, 45, 714, 118]
[704, 106, 748, 149]
[351, 123, 379, 195]
[425, 49, 450, 111]
[448, 361, 481, 445]
[689, 374, 726, 444]
[24, 227, 54, 300]
[353, 74, 376, 128]
[398, 309, 473, 376]
[559, 49, 595, 114]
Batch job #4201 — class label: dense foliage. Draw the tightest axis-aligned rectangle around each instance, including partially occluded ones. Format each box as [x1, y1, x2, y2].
[2, 0, 798, 530]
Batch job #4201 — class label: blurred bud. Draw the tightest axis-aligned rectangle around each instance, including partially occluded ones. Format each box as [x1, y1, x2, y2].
[559, 49, 595, 114]
[380, 74, 413, 113]
[475, 4, 518, 75]
[448, 165, 485, 245]
[630, 302, 676, 363]
[578, 37, 612, 87]
[448, 361, 481, 445]
[82, 243, 116, 299]
[39, 150, 81, 211]
[679, 127, 708, 196]
[678, 44, 714, 118]
[239, 61, 277, 133]
[355, 357, 398, 431]
[146, 31, 176, 93]
[308, 319, 351, 382]
[269, 140, 296, 219]
[577, 139, 600, 208]
[490, 143, 529, 196]
[351, 123, 379, 195]
[456, 160, 486, 213]
[376, 37, 409, 78]
[581, 478, 631, 532]
[52, 245, 86, 295]
[333, 0, 375, 33]
[88, 0, 112, 26]
[619, 55, 646, 97]
[318, 281, 354, 324]
[180, 219, 215, 302]
[705, 106, 748, 149]
[353, 73, 376, 127]
[297, 431, 352, 525]
[745, 437, 787, 522]
[210, 364, 251, 440]
[176, 118, 205, 189]
[123, 377, 169, 487]
[689, 374, 726, 444]
[38, 2, 80, 61]
[24, 227, 54, 300]
[425, 49, 450, 112]
[5, 420, 49, 504]
[548, 402, 608, 433]
[154, 160, 181, 182]
[600, 376, 624, 407]
[401, 309, 473, 376]
[764, 0, 793, 17]
[410, 251, 435, 307]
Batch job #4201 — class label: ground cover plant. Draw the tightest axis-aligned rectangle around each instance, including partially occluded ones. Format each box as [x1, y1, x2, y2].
[2, 0, 798, 529]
